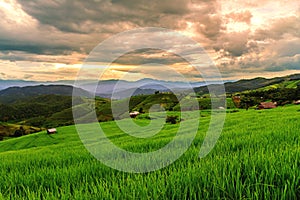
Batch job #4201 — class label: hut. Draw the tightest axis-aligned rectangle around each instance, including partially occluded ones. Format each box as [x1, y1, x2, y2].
[129, 111, 140, 118]
[257, 102, 276, 109]
[232, 96, 241, 107]
[47, 128, 57, 134]
[294, 100, 300, 105]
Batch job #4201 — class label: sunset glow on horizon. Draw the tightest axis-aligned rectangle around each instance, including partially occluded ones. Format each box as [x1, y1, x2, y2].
[0, 0, 299, 82]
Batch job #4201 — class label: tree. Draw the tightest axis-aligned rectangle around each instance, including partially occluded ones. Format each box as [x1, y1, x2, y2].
[14, 126, 25, 137]
[166, 115, 179, 124]
[138, 107, 144, 113]
[240, 97, 257, 109]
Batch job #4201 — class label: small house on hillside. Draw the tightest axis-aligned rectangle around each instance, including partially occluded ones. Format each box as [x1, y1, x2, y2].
[257, 102, 277, 109]
[47, 128, 57, 134]
[129, 111, 140, 118]
[232, 96, 241, 107]
[294, 100, 300, 105]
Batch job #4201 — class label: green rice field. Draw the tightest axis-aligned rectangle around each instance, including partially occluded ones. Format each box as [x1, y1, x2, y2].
[0, 105, 299, 199]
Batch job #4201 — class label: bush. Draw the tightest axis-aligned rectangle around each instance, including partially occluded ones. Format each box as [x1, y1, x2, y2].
[13, 126, 25, 137]
[227, 110, 239, 113]
[166, 115, 179, 124]
[137, 115, 151, 120]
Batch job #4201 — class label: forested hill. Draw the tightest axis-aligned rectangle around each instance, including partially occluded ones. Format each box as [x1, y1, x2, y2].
[195, 73, 300, 94]
[0, 85, 91, 104]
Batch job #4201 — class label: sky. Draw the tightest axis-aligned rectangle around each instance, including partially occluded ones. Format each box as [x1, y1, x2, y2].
[0, 0, 299, 82]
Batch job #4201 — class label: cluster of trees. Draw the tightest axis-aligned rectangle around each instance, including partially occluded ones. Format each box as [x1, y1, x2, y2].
[166, 115, 180, 124]
[0, 124, 42, 139]
[239, 87, 300, 108]
[0, 95, 84, 123]
[13, 126, 25, 137]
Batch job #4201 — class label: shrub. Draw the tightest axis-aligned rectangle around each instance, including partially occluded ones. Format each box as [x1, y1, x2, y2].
[166, 115, 179, 124]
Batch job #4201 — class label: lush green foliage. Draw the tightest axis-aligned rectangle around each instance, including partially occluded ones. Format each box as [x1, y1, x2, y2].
[0, 123, 41, 139]
[165, 115, 180, 124]
[0, 95, 81, 122]
[1, 93, 225, 131]
[195, 73, 300, 94]
[242, 87, 300, 106]
[0, 105, 299, 199]
[0, 85, 89, 104]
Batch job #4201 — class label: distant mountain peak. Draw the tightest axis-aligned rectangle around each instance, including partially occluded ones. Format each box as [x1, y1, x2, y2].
[0, 85, 91, 104]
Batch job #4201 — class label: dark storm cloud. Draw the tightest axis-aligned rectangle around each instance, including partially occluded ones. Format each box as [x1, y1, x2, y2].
[186, 0, 224, 40]
[0, 0, 201, 61]
[112, 49, 189, 65]
[0, 0, 225, 62]
[0, 41, 76, 55]
[18, 0, 191, 34]
[265, 61, 300, 72]
[17, 0, 224, 41]
[195, 14, 224, 39]
[213, 31, 250, 57]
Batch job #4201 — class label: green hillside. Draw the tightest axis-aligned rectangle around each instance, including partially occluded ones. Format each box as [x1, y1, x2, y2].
[258, 80, 300, 91]
[0, 123, 42, 140]
[0, 73, 299, 139]
[195, 73, 300, 94]
[0, 85, 90, 104]
[0, 93, 232, 134]
[0, 105, 299, 199]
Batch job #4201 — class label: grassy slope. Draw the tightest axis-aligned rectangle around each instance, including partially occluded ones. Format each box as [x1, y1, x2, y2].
[0, 123, 41, 138]
[0, 106, 299, 199]
[259, 80, 300, 91]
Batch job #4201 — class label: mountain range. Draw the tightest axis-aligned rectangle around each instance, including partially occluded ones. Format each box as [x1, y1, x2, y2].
[0, 73, 299, 101]
[0, 78, 210, 99]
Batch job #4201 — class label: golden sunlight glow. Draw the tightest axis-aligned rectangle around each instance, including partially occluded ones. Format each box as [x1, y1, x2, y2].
[180, 22, 197, 38]
[54, 63, 66, 69]
[0, 0, 34, 25]
[54, 63, 82, 69]
[226, 22, 249, 33]
[0, 1, 11, 10]
[251, 16, 265, 27]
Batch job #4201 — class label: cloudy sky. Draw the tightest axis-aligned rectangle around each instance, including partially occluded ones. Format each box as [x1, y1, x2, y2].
[0, 0, 299, 81]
